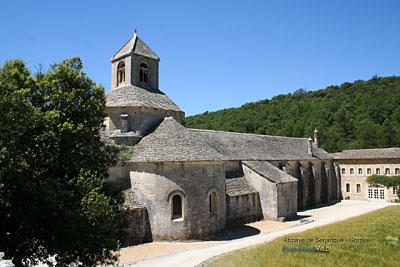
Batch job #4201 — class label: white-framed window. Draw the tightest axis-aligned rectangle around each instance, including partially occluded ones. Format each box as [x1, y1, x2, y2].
[367, 168, 372, 175]
[342, 168, 346, 175]
[376, 168, 381, 175]
[346, 183, 351, 193]
[358, 168, 363, 175]
[380, 189, 385, 199]
[393, 185, 398, 195]
[385, 168, 390, 175]
[395, 168, 400, 175]
[368, 188, 373, 199]
[368, 184, 385, 200]
[356, 184, 361, 194]
[350, 168, 354, 175]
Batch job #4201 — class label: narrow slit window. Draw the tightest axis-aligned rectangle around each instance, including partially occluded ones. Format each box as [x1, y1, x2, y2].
[209, 192, 217, 216]
[172, 195, 182, 220]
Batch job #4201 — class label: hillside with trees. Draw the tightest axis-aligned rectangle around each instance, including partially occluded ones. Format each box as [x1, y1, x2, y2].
[184, 76, 400, 153]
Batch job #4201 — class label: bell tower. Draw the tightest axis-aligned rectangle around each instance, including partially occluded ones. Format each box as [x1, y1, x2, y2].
[105, 31, 184, 146]
[110, 30, 160, 91]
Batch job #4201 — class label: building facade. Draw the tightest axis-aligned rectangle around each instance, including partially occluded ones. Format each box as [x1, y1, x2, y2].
[332, 148, 400, 202]
[104, 32, 340, 244]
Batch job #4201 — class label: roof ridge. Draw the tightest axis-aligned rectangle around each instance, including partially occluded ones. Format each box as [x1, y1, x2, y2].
[187, 128, 309, 140]
[134, 36, 159, 60]
[111, 34, 137, 61]
[242, 160, 298, 184]
[332, 147, 400, 154]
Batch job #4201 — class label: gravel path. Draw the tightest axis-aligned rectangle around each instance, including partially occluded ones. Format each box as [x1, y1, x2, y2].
[118, 220, 297, 263]
[120, 200, 398, 267]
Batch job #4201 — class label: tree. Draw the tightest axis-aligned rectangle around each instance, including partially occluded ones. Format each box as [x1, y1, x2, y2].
[0, 58, 128, 266]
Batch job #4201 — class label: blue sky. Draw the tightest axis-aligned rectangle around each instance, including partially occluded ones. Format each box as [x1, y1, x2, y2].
[1, 0, 399, 116]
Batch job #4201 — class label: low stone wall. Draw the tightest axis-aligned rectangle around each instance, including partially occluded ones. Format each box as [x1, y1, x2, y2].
[124, 208, 152, 246]
[226, 192, 263, 226]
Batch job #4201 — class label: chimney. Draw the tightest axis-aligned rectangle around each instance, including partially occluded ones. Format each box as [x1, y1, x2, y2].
[314, 128, 319, 147]
[308, 137, 313, 155]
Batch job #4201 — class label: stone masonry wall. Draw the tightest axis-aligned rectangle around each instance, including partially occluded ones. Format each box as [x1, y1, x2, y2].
[106, 107, 183, 138]
[129, 161, 226, 240]
[337, 158, 400, 202]
[124, 208, 152, 246]
[242, 164, 278, 220]
[226, 193, 263, 226]
[276, 182, 297, 218]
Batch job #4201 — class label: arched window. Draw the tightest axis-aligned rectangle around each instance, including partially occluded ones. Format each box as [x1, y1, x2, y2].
[172, 195, 182, 220]
[209, 192, 217, 216]
[346, 183, 351, 193]
[139, 63, 149, 84]
[117, 61, 125, 86]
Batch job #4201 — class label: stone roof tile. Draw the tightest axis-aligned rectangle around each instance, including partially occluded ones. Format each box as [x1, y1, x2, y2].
[188, 129, 331, 161]
[129, 117, 226, 162]
[331, 147, 400, 160]
[111, 34, 159, 61]
[106, 84, 183, 113]
[129, 118, 331, 163]
[225, 176, 258, 197]
[123, 189, 146, 209]
[242, 161, 298, 184]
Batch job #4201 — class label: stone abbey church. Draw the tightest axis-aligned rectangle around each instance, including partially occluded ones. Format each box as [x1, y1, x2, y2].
[104, 33, 340, 243]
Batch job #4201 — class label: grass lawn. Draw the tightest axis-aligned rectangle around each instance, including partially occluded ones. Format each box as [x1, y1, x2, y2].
[207, 206, 400, 267]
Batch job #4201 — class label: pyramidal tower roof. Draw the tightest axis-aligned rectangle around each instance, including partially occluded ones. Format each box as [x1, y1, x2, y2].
[111, 30, 159, 62]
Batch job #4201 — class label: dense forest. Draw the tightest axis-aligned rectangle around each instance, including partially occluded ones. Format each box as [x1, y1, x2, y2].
[184, 76, 400, 153]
